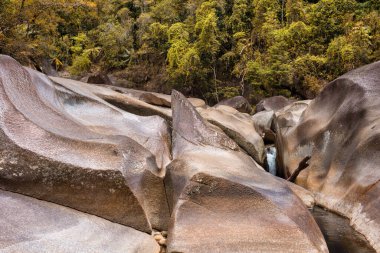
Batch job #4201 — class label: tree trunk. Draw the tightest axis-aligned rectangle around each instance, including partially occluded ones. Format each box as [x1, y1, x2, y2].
[287, 156, 311, 183]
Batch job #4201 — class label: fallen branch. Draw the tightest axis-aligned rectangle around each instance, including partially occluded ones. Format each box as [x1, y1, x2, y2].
[287, 156, 311, 183]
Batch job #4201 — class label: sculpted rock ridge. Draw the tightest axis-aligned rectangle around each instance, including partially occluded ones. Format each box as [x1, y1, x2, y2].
[0, 55, 170, 233]
[165, 90, 328, 253]
[0, 190, 160, 253]
[276, 61, 380, 252]
[5, 54, 380, 252]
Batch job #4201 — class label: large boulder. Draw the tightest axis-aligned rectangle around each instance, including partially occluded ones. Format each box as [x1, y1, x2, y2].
[256, 95, 292, 113]
[215, 96, 252, 114]
[276, 61, 380, 251]
[164, 90, 328, 253]
[199, 105, 265, 164]
[0, 190, 160, 253]
[0, 55, 170, 233]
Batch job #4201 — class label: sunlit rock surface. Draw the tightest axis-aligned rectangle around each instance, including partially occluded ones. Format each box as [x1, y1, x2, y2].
[0, 190, 160, 253]
[165, 90, 328, 253]
[0, 55, 335, 253]
[276, 61, 380, 251]
[199, 105, 265, 164]
[0, 55, 170, 232]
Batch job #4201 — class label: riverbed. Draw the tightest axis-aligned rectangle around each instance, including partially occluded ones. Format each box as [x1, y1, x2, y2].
[311, 207, 376, 253]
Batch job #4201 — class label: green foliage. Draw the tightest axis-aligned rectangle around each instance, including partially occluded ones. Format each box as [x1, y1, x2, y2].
[0, 0, 379, 101]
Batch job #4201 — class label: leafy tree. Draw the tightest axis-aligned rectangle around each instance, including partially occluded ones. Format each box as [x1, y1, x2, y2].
[0, 0, 379, 102]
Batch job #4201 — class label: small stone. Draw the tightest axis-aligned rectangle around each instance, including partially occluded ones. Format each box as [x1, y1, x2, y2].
[161, 231, 168, 237]
[158, 238, 167, 246]
[154, 234, 164, 241]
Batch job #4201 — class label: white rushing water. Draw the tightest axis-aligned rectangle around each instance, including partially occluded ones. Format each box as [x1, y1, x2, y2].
[266, 146, 277, 176]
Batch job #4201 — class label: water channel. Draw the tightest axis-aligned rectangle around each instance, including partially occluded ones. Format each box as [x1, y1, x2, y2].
[264, 147, 376, 253]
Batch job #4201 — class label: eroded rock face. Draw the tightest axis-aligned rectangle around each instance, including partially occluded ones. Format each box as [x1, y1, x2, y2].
[165, 90, 328, 253]
[48, 74, 172, 168]
[252, 110, 276, 143]
[276, 61, 380, 251]
[215, 96, 252, 114]
[0, 190, 160, 253]
[274, 100, 311, 178]
[256, 96, 292, 113]
[51, 77, 173, 122]
[0, 55, 170, 233]
[199, 105, 265, 164]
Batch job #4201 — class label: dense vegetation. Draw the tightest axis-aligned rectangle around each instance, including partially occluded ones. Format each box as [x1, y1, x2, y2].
[1, 0, 379, 103]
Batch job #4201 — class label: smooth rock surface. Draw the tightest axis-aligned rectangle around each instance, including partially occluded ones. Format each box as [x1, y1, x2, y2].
[276, 61, 380, 252]
[252, 110, 276, 142]
[165, 90, 328, 253]
[283, 180, 315, 208]
[199, 105, 265, 164]
[50, 76, 173, 125]
[0, 55, 170, 233]
[215, 96, 252, 114]
[256, 96, 292, 113]
[274, 100, 311, 178]
[0, 190, 160, 253]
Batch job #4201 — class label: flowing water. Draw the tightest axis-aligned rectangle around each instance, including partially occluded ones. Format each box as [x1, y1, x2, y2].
[264, 147, 376, 253]
[311, 207, 375, 253]
[265, 146, 277, 175]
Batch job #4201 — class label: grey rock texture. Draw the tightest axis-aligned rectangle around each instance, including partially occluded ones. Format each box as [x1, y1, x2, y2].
[199, 105, 265, 164]
[275, 61, 380, 251]
[0, 190, 160, 253]
[7, 54, 377, 253]
[0, 55, 170, 233]
[165, 90, 328, 253]
[252, 110, 276, 142]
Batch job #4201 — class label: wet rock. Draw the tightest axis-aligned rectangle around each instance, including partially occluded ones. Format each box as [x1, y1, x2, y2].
[256, 96, 292, 113]
[0, 190, 160, 253]
[0, 55, 170, 233]
[215, 96, 252, 114]
[275, 61, 380, 252]
[199, 105, 265, 164]
[165, 90, 328, 253]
